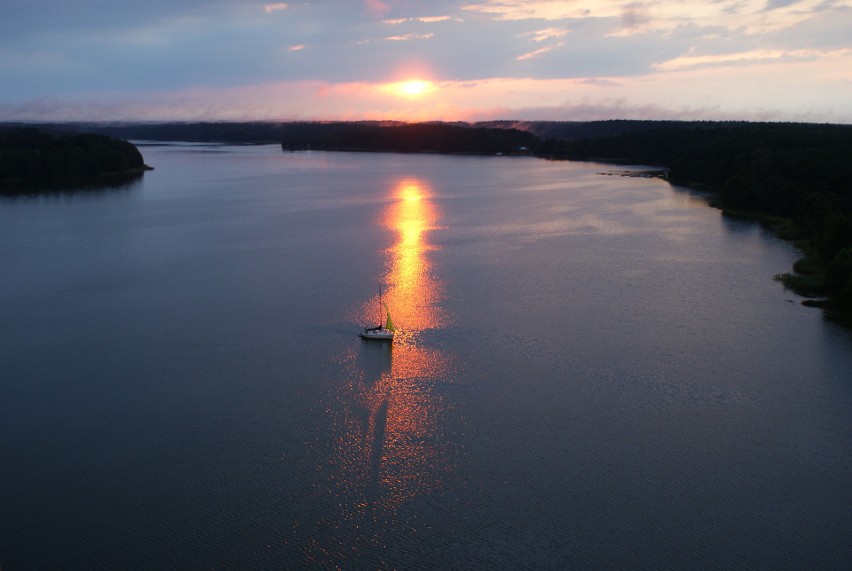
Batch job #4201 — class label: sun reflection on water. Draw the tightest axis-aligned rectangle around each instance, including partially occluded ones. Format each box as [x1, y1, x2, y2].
[305, 177, 454, 563]
[379, 178, 447, 335]
[349, 177, 452, 508]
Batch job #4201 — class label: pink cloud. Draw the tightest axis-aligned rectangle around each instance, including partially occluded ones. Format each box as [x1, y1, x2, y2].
[264, 3, 288, 14]
[365, 0, 392, 17]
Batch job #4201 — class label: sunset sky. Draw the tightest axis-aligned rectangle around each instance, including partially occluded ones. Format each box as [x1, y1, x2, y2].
[2, 0, 851, 123]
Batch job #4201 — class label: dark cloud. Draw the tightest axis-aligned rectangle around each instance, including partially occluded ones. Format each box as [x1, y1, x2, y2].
[620, 2, 651, 30]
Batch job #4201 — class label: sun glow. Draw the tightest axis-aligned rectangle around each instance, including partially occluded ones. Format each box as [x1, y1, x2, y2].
[393, 79, 435, 97]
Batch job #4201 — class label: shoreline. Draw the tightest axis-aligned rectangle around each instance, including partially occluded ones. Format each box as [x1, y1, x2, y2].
[592, 164, 847, 323]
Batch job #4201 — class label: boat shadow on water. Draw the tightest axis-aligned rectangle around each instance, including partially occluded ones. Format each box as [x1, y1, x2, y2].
[356, 340, 393, 386]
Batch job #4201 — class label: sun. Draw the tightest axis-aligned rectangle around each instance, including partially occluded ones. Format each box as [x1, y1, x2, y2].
[394, 79, 435, 97]
[399, 80, 431, 95]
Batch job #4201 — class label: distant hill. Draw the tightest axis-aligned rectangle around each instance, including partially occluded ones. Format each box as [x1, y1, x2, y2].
[0, 127, 150, 193]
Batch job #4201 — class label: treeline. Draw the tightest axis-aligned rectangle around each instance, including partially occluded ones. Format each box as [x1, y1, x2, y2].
[486, 119, 724, 142]
[553, 122, 852, 319]
[279, 122, 539, 155]
[0, 127, 150, 194]
[3, 119, 723, 149]
[73, 121, 318, 143]
[13, 121, 540, 154]
[17, 120, 537, 152]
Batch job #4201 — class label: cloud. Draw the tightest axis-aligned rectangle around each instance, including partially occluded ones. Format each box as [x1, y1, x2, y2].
[653, 47, 852, 71]
[288, 44, 305, 52]
[463, 1, 611, 21]
[523, 27, 569, 42]
[384, 16, 453, 24]
[516, 42, 564, 61]
[607, 2, 653, 36]
[365, 0, 392, 18]
[577, 77, 621, 87]
[264, 3, 288, 13]
[386, 33, 435, 41]
[464, 0, 851, 36]
[2, 65, 850, 124]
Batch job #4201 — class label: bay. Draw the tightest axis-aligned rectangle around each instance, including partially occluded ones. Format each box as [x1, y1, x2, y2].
[1, 144, 850, 569]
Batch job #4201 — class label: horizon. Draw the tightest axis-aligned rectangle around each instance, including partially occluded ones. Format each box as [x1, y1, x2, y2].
[2, 1, 851, 124]
[5, 118, 852, 128]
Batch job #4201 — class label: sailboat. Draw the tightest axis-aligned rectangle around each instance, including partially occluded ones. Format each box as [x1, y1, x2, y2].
[360, 287, 396, 341]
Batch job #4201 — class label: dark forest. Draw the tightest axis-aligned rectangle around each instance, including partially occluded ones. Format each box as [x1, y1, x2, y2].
[545, 122, 852, 320]
[0, 127, 150, 193]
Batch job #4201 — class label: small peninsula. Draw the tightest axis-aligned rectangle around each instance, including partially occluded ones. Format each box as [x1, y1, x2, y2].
[0, 127, 151, 194]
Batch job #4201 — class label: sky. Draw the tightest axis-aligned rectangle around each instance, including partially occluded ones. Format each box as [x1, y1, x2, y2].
[1, 0, 851, 123]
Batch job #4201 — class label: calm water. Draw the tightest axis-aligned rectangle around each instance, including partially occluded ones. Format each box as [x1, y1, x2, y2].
[1, 144, 850, 569]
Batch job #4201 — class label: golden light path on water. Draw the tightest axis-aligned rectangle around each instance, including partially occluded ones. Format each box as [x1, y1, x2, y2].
[307, 178, 454, 563]
[382, 178, 447, 334]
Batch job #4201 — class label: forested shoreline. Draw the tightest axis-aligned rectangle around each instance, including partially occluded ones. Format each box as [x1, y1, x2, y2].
[546, 122, 852, 321]
[278, 122, 538, 154]
[0, 127, 150, 194]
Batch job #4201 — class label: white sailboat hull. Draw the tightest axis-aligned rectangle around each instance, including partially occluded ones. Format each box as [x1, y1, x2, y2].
[359, 329, 394, 341]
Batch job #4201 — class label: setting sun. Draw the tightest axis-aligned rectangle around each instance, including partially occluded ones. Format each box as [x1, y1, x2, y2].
[394, 79, 434, 97]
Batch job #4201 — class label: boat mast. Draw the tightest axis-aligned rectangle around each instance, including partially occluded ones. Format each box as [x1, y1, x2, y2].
[378, 284, 383, 327]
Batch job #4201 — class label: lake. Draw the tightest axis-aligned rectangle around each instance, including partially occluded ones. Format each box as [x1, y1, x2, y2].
[1, 144, 850, 569]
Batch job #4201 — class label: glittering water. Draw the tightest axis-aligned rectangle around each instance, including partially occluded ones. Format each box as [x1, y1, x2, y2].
[1, 144, 850, 569]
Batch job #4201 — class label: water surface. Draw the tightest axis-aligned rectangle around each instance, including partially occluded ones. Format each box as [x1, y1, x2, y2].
[1, 144, 850, 569]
